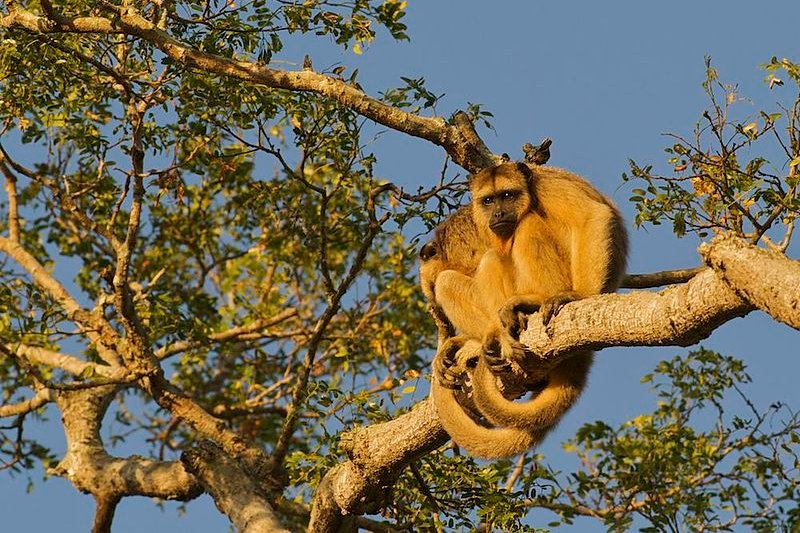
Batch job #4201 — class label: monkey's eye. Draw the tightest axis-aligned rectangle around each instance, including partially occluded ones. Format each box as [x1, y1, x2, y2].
[482, 197, 494, 206]
[501, 191, 517, 200]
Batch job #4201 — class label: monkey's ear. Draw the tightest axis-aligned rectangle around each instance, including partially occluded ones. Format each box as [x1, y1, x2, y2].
[500, 153, 511, 162]
[515, 161, 533, 180]
[419, 241, 438, 261]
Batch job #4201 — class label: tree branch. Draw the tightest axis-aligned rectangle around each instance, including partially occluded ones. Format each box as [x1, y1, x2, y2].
[309, 253, 760, 530]
[0, 387, 55, 417]
[50, 386, 202, 507]
[0, 235, 123, 366]
[1, 3, 499, 173]
[154, 308, 298, 360]
[1, 157, 20, 242]
[142, 374, 281, 491]
[309, 398, 447, 532]
[10, 344, 132, 380]
[701, 233, 800, 330]
[181, 440, 291, 533]
[621, 267, 706, 289]
[518, 268, 753, 361]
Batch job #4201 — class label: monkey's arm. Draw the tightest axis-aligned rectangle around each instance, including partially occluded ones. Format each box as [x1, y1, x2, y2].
[470, 351, 594, 430]
[570, 203, 628, 296]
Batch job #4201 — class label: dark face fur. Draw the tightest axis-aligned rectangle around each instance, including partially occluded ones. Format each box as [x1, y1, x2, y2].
[470, 163, 534, 240]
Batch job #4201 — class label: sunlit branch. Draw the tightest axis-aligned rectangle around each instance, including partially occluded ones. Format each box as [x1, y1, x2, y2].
[0, 158, 20, 242]
[11, 344, 133, 380]
[621, 267, 706, 289]
[154, 308, 298, 359]
[181, 440, 291, 533]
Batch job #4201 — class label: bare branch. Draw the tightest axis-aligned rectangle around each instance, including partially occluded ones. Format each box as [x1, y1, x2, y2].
[621, 267, 706, 289]
[181, 440, 291, 533]
[11, 344, 132, 380]
[1, 158, 20, 242]
[701, 233, 800, 330]
[92, 494, 120, 533]
[51, 386, 202, 502]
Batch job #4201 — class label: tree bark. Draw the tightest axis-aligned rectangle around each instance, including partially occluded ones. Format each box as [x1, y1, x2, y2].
[701, 233, 800, 331]
[181, 441, 291, 533]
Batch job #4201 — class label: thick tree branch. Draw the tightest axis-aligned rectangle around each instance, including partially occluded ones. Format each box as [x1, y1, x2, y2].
[309, 398, 447, 532]
[518, 268, 753, 361]
[181, 441, 290, 533]
[701, 233, 800, 330]
[1, 4, 498, 172]
[50, 386, 202, 509]
[310, 258, 761, 530]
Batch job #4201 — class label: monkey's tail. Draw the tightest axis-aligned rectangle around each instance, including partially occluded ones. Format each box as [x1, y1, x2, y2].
[431, 380, 548, 459]
[471, 351, 593, 430]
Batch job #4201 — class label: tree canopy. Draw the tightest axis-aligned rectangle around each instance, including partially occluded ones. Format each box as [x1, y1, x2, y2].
[0, 2, 798, 532]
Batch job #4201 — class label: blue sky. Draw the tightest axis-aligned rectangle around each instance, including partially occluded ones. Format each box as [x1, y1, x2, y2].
[3, 1, 800, 531]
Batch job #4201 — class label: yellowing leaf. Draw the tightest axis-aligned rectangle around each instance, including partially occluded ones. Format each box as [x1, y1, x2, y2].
[353, 42, 363, 55]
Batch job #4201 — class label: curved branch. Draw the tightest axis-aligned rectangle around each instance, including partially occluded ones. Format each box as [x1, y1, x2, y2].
[0, 388, 54, 417]
[0, 236, 122, 366]
[309, 263, 759, 531]
[1, 4, 498, 173]
[11, 344, 132, 380]
[701, 233, 800, 331]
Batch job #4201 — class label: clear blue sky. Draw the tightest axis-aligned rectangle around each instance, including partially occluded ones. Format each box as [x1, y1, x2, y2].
[3, 2, 799, 531]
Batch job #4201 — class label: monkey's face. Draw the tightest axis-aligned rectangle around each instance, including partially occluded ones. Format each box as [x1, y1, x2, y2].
[470, 163, 534, 240]
[478, 187, 527, 239]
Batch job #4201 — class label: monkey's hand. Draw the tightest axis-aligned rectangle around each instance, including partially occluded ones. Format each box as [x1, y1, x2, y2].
[482, 329, 526, 374]
[433, 337, 473, 390]
[499, 296, 542, 339]
[540, 291, 580, 325]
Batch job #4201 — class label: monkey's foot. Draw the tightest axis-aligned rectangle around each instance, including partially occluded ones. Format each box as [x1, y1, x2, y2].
[499, 296, 541, 338]
[434, 337, 471, 390]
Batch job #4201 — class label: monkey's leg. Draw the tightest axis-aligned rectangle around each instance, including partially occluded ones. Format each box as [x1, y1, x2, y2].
[435, 269, 498, 339]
